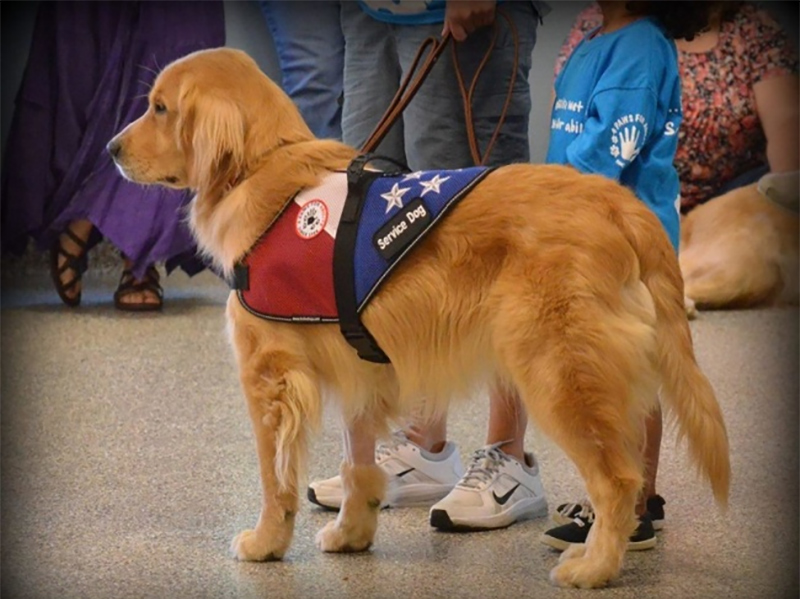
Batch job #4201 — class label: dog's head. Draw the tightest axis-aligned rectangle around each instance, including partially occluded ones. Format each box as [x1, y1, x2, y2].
[108, 48, 314, 198]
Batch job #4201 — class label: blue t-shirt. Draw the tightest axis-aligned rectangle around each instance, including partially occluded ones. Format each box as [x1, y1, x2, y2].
[357, 1, 549, 25]
[359, 0, 448, 24]
[546, 17, 682, 250]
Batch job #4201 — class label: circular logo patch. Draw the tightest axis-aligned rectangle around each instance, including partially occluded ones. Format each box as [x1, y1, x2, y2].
[296, 200, 328, 240]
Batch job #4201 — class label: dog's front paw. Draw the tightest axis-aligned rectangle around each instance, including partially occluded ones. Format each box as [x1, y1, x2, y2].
[315, 520, 373, 553]
[549, 556, 615, 589]
[230, 529, 286, 561]
[558, 543, 586, 563]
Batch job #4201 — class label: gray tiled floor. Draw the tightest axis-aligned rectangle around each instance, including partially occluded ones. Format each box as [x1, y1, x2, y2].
[2, 270, 798, 599]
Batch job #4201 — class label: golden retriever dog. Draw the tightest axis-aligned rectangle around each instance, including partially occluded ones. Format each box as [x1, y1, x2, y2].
[680, 175, 799, 312]
[108, 48, 730, 589]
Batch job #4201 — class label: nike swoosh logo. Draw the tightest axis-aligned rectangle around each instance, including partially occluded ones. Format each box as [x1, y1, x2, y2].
[493, 484, 520, 505]
[396, 468, 415, 478]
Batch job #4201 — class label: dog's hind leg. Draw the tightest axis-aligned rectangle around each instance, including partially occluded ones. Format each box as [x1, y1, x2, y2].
[316, 418, 386, 552]
[494, 267, 658, 588]
[229, 340, 321, 562]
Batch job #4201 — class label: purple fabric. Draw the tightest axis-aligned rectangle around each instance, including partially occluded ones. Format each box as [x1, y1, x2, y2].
[1, 1, 225, 278]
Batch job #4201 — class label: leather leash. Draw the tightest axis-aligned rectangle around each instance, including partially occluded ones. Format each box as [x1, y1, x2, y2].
[359, 7, 520, 167]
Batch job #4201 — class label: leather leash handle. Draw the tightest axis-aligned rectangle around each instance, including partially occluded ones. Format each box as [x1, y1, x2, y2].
[454, 8, 519, 166]
[360, 32, 453, 154]
[359, 7, 519, 168]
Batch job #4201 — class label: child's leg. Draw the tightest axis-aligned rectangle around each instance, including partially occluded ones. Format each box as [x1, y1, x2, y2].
[638, 405, 662, 516]
[487, 386, 528, 462]
[404, 415, 448, 453]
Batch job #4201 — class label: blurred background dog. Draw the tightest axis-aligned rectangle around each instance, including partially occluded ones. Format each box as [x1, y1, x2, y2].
[680, 171, 799, 314]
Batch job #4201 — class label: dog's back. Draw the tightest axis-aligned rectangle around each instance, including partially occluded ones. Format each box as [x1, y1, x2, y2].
[361, 164, 662, 404]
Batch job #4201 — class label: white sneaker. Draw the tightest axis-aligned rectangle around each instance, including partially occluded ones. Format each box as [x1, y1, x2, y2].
[429, 442, 548, 531]
[307, 431, 465, 510]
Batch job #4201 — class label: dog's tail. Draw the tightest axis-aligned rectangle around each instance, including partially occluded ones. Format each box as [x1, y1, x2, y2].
[620, 202, 731, 508]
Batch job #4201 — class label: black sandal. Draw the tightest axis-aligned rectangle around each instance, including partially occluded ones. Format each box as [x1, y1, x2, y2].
[49, 226, 90, 307]
[113, 265, 164, 312]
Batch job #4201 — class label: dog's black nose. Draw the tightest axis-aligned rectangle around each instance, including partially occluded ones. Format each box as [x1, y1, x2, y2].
[107, 139, 122, 159]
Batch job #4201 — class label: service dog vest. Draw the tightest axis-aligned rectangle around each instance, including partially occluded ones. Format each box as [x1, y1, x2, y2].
[232, 156, 493, 362]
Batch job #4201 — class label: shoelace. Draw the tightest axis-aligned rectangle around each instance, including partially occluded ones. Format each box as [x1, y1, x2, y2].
[571, 504, 595, 527]
[375, 431, 412, 462]
[557, 499, 593, 518]
[456, 441, 513, 490]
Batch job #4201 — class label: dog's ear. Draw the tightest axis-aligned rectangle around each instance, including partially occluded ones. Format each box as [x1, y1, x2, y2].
[180, 88, 245, 197]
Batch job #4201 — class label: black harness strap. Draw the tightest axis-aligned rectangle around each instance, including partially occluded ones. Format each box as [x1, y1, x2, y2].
[333, 155, 407, 363]
[231, 263, 250, 291]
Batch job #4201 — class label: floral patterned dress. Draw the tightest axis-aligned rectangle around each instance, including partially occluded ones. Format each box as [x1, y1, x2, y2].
[555, 3, 798, 211]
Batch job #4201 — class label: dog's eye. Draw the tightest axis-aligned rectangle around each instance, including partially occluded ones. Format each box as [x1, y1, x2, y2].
[154, 102, 167, 115]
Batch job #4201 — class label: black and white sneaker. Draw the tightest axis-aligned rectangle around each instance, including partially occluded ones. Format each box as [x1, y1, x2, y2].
[645, 495, 666, 530]
[307, 431, 464, 510]
[541, 508, 657, 551]
[553, 494, 666, 530]
[429, 442, 548, 531]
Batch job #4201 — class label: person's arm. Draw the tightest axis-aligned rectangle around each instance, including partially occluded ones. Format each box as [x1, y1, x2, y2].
[442, 0, 496, 41]
[564, 87, 660, 181]
[754, 74, 799, 173]
[742, 7, 799, 173]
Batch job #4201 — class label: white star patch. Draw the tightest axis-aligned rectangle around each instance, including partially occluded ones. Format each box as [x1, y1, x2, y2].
[419, 174, 450, 196]
[380, 183, 411, 213]
[402, 171, 424, 181]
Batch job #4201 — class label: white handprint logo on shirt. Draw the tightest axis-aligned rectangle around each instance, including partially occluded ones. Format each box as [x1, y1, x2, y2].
[619, 126, 641, 161]
[609, 114, 647, 167]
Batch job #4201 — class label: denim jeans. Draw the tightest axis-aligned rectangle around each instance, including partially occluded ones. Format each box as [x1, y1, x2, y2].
[339, 2, 539, 170]
[258, 1, 344, 139]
